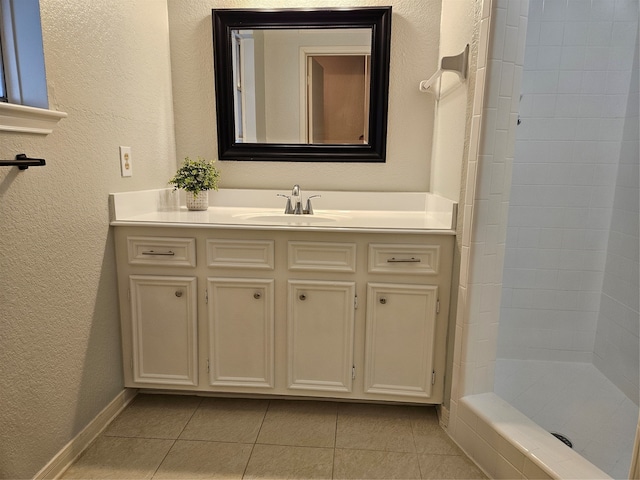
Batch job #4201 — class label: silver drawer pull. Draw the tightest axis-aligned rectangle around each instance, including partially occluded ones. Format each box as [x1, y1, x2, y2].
[175, 290, 183, 298]
[387, 257, 421, 263]
[299, 294, 307, 301]
[141, 250, 175, 256]
[254, 292, 261, 299]
[379, 297, 387, 304]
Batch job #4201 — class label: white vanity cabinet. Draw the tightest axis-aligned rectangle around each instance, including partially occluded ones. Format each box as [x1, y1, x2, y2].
[204, 238, 276, 391]
[117, 236, 199, 389]
[206, 277, 275, 389]
[113, 227, 453, 404]
[364, 243, 446, 400]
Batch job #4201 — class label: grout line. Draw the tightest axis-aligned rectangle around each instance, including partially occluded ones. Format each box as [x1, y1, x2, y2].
[241, 398, 270, 478]
[332, 403, 339, 479]
[150, 396, 203, 478]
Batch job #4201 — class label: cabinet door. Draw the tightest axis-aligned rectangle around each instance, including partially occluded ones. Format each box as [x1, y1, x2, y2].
[129, 275, 198, 386]
[287, 280, 355, 393]
[365, 283, 438, 398]
[207, 278, 274, 388]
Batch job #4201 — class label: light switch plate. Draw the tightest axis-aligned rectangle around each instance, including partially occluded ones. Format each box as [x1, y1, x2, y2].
[120, 146, 132, 177]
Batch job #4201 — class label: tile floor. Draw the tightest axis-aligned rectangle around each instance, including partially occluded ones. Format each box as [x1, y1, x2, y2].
[61, 393, 487, 479]
[494, 359, 639, 480]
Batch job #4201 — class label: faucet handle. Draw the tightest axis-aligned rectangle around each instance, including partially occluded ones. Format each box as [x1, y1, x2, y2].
[304, 195, 321, 215]
[277, 194, 294, 214]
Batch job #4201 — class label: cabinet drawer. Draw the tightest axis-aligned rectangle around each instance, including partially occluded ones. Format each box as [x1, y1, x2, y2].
[207, 239, 274, 270]
[288, 241, 356, 273]
[368, 243, 440, 275]
[127, 236, 196, 267]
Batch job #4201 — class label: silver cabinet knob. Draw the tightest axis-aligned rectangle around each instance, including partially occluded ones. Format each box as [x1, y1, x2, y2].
[299, 294, 307, 301]
[379, 297, 387, 304]
[175, 291, 183, 298]
[254, 292, 261, 299]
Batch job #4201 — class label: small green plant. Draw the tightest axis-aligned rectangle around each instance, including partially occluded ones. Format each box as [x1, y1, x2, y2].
[169, 157, 220, 197]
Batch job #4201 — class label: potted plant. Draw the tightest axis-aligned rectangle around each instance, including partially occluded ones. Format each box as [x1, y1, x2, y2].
[169, 157, 220, 211]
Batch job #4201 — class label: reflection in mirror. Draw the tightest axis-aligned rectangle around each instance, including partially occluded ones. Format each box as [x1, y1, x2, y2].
[212, 7, 392, 162]
[232, 29, 371, 145]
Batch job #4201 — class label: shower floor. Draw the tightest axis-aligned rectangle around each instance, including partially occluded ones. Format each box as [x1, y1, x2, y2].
[494, 359, 638, 479]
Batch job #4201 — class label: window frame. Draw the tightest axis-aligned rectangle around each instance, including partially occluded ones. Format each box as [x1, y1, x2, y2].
[0, 0, 66, 134]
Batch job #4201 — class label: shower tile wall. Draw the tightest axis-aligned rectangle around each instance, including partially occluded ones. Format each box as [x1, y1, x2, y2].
[497, 0, 639, 362]
[593, 34, 639, 404]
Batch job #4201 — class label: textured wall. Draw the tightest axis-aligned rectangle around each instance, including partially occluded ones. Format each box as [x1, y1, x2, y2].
[0, 1, 176, 477]
[168, 0, 441, 192]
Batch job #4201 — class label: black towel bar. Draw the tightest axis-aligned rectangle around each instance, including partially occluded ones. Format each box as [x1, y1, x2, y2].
[0, 154, 46, 170]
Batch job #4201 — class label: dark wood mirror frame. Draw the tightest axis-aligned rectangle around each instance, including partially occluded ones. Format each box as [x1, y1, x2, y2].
[212, 7, 392, 162]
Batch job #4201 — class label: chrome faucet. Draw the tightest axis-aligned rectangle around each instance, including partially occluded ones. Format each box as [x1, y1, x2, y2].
[291, 184, 303, 214]
[277, 185, 321, 214]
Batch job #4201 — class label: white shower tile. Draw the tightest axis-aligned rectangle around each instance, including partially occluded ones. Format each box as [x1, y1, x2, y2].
[557, 70, 583, 93]
[499, 61, 515, 97]
[554, 94, 581, 116]
[599, 118, 625, 141]
[601, 94, 629, 118]
[563, 21, 589, 45]
[528, 0, 544, 21]
[611, 20, 639, 46]
[591, 0, 616, 20]
[587, 21, 614, 46]
[578, 95, 605, 117]
[523, 45, 539, 72]
[584, 46, 610, 71]
[574, 118, 601, 141]
[542, 1, 567, 22]
[492, 7, 507, 60]
[536, 46, 563, 71]
[504, 26, 520, 62]
[614, 0, 639, 21]
[608, 46, 635, 70]
[507, 0, 521, 27]
[566, 0, 592, 22]
[561, 45, 587, 70]
[526, 20, 541, 46]
[580, 71, 606, 94]
[539, 22, 565, 46]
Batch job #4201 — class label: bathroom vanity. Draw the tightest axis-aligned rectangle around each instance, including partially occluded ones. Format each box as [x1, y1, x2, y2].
[110, 188, 456, 405]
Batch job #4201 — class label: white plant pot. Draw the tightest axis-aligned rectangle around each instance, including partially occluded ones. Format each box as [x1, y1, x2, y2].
[186, 190, 209, 211]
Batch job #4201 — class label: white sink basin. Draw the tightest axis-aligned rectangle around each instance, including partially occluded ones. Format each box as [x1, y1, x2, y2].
[233, 212, 346, 224]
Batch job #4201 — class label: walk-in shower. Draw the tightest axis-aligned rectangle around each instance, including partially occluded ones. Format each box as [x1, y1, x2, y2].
[494, 0, 639, 478]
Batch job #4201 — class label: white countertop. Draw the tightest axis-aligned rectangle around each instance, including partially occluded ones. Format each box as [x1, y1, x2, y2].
[109, 188, 457, 234]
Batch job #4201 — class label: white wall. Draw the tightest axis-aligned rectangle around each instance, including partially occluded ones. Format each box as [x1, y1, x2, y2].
[168, 0, 442, 192]
[0, 1, 176, 477]
[497, 0, 639, 363]
[430, 1, 478, 202]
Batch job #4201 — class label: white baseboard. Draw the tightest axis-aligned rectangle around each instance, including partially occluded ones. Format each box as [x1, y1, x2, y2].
[34, 388, 138, 479]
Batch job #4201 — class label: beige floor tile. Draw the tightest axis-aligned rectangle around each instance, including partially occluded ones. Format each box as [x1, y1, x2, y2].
[104, 394, 201, 439]
[244, 444, 334, 479]
[153, 440, 252, 479]
[412, 421, 462, 455]
[335, 403, 416, 452]
[179, 397, 268, 443]
[333, 448, 421, 479]
[257, 400, 337, 447]
[61, 436, 173, 479]
[419, 453, 488, 479]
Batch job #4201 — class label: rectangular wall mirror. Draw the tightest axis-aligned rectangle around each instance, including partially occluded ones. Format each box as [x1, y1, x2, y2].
[212, 7, 392, 162]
